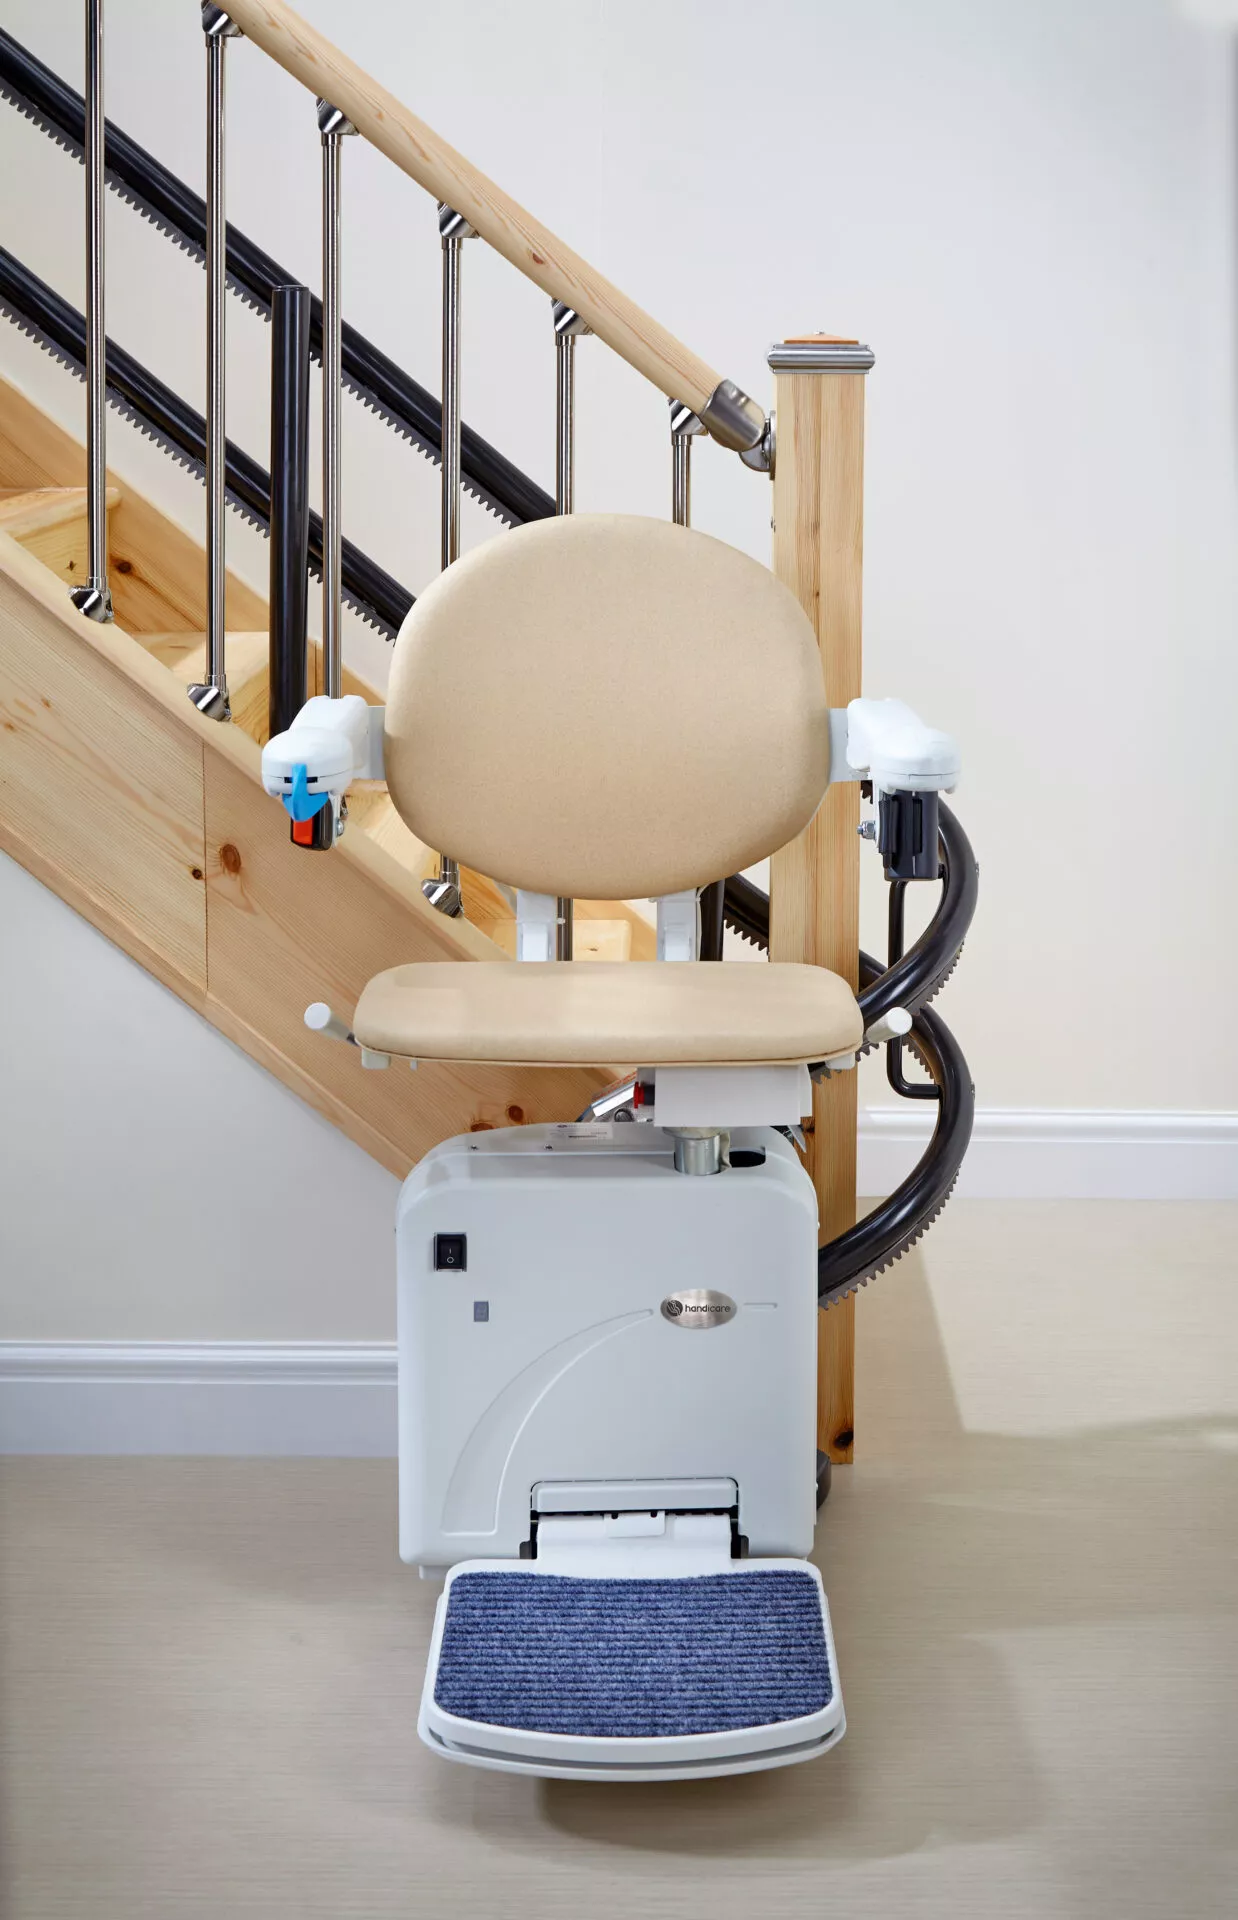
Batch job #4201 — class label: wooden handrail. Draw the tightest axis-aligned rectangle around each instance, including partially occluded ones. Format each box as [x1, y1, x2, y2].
[224, 0, 765, 447]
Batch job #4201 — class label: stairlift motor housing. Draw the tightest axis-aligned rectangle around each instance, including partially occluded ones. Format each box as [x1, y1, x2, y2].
[399, 1124, 818, 1570]
[401, 1120, 847, 1779]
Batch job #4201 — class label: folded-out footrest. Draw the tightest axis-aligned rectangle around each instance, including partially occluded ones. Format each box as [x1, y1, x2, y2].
[419, 1559, 844, 1780]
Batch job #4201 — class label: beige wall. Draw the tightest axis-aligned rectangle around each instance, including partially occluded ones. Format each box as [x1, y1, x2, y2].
[0, 1, 1235, 1337]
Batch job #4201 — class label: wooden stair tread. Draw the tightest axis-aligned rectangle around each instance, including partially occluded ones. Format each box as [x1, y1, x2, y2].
[0, 486, 120, 539]
[0, 485, 122, 592]
[141, 633, 207, 669]
[0, 373, 266, 638]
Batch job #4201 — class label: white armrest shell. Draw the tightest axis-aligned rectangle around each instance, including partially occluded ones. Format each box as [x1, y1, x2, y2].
[835, 697, 960, 793]
[261, 695, 385, 799]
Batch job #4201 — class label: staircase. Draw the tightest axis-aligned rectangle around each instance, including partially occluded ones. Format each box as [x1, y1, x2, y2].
[0, 373, 620, 1174]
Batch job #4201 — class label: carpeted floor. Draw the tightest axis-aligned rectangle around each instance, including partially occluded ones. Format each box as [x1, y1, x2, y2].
[1, 1200, 1235, 1918]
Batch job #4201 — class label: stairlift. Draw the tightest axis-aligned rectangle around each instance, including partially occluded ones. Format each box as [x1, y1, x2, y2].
[261, 513, 959, 1782]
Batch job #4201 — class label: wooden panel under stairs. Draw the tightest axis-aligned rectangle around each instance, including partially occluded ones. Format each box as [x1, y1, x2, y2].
[0, 534, 208, 1003]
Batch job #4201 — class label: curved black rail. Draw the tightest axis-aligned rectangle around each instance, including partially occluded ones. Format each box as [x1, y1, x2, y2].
[817, 958, 974, 1304]
[720, 804, 977, 1301]
[0, 26, 555, 530]
[0, 247, 413, 639]
[857, 802, 978, 1027]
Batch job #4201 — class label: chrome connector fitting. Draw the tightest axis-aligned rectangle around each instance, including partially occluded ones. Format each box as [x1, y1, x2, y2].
[422, 874, 463, 918]
[187, 677, 231, 723]
[739, 412, 775, 477]
[201, 5, 242, 39]
[699, 378, 766, 454]
[316, 98, 357, 138]
[438, 203, 477, 242]
[668, 397, 706, 438]
[68, 581, 114, 624]
[552, 300, 592, 339]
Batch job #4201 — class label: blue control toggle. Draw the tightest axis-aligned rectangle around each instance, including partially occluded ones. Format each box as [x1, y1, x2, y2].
[282, 763, 330, 823]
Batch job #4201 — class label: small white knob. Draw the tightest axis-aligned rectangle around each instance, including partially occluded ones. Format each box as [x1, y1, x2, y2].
[864, 1007, 913, 1047]
[304, 1002, 354, 1045]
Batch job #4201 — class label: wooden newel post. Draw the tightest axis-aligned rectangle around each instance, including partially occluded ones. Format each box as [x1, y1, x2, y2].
[767, 335, 874, 1465]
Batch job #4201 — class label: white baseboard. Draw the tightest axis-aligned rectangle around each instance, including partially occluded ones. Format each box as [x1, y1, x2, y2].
[2, 1111, 1233, 1457]
[858, 1107, 1238, 1201]
[0, 1342, 396, 1457]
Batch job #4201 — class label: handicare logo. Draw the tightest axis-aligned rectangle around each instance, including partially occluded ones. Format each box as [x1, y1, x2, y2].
[660, 1288, 737, 1330]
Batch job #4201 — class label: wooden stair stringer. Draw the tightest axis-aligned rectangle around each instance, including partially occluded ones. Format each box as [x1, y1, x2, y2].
[0, 532, 611, 1178]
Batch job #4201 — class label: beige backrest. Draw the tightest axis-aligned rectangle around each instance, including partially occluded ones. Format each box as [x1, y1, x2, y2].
[384, 514, 829, 899]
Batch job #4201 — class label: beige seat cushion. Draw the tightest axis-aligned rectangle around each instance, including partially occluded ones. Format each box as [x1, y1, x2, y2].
[353, 962, 862, 1067]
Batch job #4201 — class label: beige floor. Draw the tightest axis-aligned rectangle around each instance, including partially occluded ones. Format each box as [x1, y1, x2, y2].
[1, 1200, 1236, 1919]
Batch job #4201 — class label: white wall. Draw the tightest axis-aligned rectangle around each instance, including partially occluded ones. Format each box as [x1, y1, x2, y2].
[1, 1, 1235, 1339]
[0, 855, 397, 1341]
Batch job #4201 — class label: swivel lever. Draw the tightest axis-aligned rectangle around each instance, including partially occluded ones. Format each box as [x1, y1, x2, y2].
[304, 1002, 393, 1069]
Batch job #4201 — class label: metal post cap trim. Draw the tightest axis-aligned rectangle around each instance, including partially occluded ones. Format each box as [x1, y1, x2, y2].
[767, 341, 875, 372]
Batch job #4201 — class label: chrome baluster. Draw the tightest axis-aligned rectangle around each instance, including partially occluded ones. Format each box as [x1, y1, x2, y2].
[69, 0, 112, 624]
[669, 396, 704, 528]
[670, 398, 723, 960]
[188, 4, 242, 720]
[551, 301, 591, 959]
[423, 202, 476, 918]
[317, 98, 356, 701]
[553, 300, 590, 516]
[438, 203, 474, 575]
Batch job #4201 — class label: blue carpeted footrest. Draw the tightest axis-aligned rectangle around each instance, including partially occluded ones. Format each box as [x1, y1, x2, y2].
[434, 1569, 832, 1738]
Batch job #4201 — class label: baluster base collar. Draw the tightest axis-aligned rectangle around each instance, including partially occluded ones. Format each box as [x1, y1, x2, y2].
[187, 680, 232, 722]
[68, 581, 113, 624]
